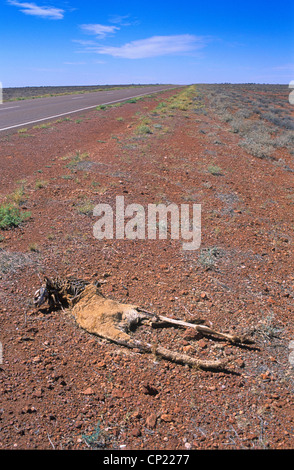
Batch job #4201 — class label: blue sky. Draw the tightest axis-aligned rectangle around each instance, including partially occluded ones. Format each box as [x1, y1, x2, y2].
[1, 0, 294, 87]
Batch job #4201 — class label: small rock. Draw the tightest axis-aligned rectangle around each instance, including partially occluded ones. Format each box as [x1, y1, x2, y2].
[22, 405, 36, 414]
[32, 388, 43, 398]
[146, 413, 157, 429]
[183, 328, 202, 341]
[32, 356, 42, 364]
[97, 361, 106, 368]
[180, 290, 189, 295]
[81, 387, 94, 395]
[112, 389, 124, 398]
[235, 358, 245, 368]
[182, 345, 194, 354]
[131, 427, 141, 437]
[160, 413, 173, 423]
[198, 339, 207, 349]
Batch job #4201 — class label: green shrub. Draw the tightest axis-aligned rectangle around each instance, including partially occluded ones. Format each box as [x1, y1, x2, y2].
[136, 124, 152, 135]
[0, 204, 31, 229]
[208, 164, 222, 175]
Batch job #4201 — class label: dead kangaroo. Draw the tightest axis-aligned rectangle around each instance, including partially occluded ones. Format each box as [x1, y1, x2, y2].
[34, 276, 252, 371]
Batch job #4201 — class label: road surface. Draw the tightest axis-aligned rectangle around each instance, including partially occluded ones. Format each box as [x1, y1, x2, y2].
[0, 85, 179, 134]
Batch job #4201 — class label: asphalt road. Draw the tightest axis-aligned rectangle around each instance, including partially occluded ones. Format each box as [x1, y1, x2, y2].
[0, 85, 179, 134]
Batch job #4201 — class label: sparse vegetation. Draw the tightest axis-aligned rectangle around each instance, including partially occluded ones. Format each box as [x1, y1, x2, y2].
[35, 179, 48, 189]
[198, 246, 222, 269]
[203, 83, 293, 163]
[207, 164, 222, 175]
[0, 249, 37, 276]
[76, 199, 95, 215]
[28, 242, 39, 252]
[136, 124, 152, 135]
[6, 185, 27, 206]
[33, 123, 53, 130]
[64, 151, 90, 170]
[82, 422, 110, 449]
[0, 203, 30, 229]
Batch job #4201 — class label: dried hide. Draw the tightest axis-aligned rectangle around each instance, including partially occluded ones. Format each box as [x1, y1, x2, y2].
[34, 276, 253, 371]
[72, 284, 144, 345]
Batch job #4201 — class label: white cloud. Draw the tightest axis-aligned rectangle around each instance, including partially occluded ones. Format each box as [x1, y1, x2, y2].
[64, 61, 86, 65]
[109, 14, 130, 24]
[7, 1, 64, 19]
[108, 14, 139, 27]
[72, 39, 97, 46]
[272, 64, 294, 71]
[80, 23, 119, 39]
[94, 35, 206, 59]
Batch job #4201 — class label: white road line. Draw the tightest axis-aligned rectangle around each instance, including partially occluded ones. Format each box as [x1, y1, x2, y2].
[0, 87, 177, 132]
[0, 106, 20, 111]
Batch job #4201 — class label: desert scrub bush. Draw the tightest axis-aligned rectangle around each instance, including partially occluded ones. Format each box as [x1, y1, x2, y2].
[0, 203, 31, 229]
[166, 85, 197, 111]
[35, 179, 48, 189]
[155, 101, 167, 111]
[65, 151, 89, 169]
[198, 246, 222, 270]
[61, 175, 73, 180]
[6, 184, 27, 206]
[262, 112, 294, 130]
[136, 124, 152, 135]
[0, 249, 37, 276]
[239, 137, 275, 160]
[33, 123, 53, 129]
[76, 200, 95, 215]
[273, 131, 294, 150]
[234, 108, 253, 119]
[229, 117, 255, 134]
[254, 312, 284, 341]
[125, 97, 143, 104]
[238, 126, 276, 159]
[28, 242, 39, 252]
[155, 85, 198, 114]
[218, 111, 233, 123]
[82, 421, 110, 449]
[207, 164, 222, 175]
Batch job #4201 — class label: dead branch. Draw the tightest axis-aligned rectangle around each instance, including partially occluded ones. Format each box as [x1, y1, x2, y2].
[137, 308, 252, 345]
[102, 337, 232, 371]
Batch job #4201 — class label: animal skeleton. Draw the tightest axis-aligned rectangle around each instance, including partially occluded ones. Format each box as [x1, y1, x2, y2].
[34, 276, 252, 371]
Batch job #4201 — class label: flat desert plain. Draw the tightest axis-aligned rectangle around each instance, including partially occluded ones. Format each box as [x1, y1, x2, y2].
[0, 84, 293, 450]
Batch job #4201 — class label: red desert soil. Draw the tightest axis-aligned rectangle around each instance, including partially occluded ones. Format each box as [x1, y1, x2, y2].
[0, 85, 293, 450]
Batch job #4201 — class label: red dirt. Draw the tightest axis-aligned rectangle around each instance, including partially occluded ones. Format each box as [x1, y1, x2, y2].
[0, 86, 293, 451]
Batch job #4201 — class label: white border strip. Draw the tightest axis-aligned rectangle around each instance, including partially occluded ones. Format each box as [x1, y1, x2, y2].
[0, 106, 20, 111]
[0, 87, 179, 132]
